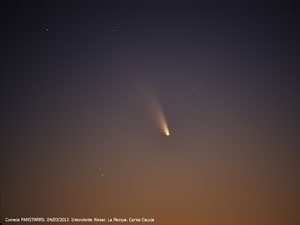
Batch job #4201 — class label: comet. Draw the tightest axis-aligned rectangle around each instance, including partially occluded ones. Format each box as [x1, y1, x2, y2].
[147, 90, 170, 137]
[134, 75, 170, 136]
[155, 102, 170, 136]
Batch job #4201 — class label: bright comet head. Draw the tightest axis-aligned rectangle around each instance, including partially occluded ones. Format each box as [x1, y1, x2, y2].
[165, 129, 170, 136]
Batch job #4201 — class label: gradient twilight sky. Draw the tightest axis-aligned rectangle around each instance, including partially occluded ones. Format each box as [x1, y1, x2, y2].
[1, 1, 300, 225]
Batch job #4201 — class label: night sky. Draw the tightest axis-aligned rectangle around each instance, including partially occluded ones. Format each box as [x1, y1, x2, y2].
[1, 1, 300, 225]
